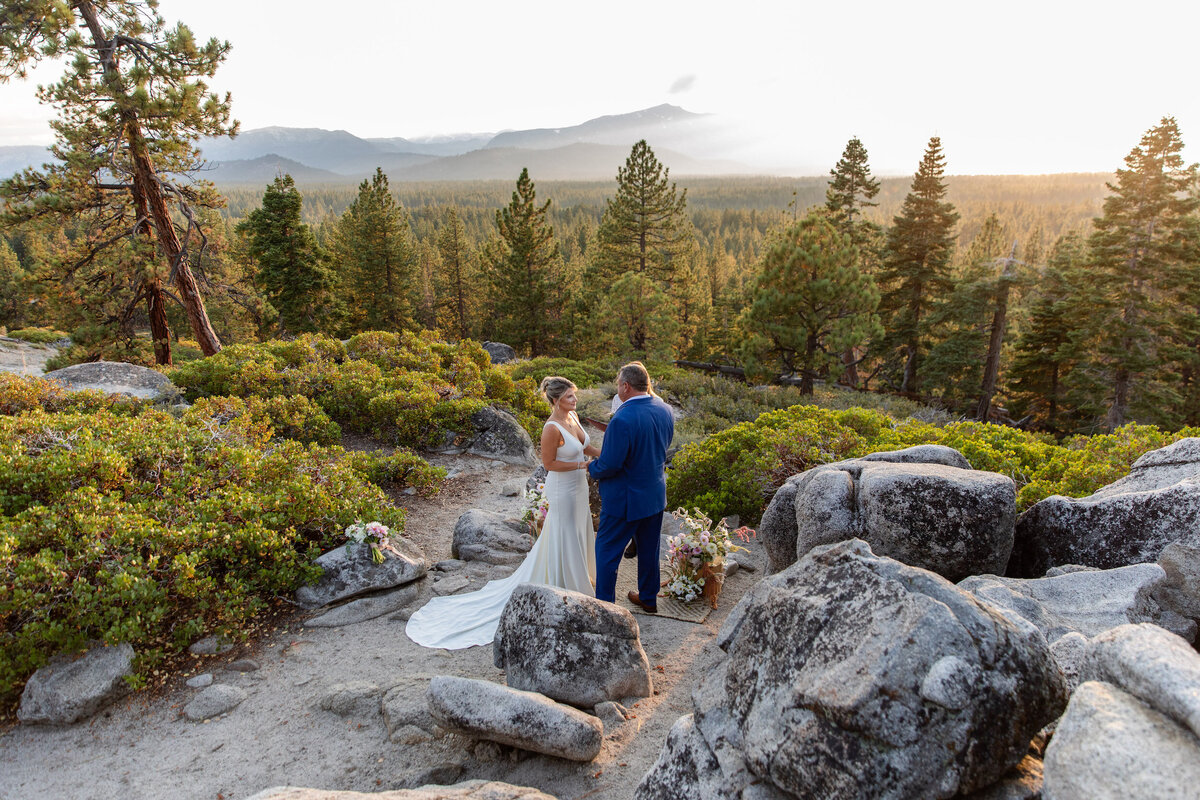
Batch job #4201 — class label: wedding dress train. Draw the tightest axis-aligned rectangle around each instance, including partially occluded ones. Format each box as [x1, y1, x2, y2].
[404, 420, 596, 649]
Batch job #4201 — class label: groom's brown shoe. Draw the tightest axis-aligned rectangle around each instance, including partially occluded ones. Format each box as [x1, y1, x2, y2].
[627, 590, 657, 613]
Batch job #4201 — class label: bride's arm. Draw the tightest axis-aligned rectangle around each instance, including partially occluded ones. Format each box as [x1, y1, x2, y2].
[540, 426, 588, 472]
[583, 443, 601, 458]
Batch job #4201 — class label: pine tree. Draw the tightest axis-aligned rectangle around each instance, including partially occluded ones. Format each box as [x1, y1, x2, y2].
[236, 174, 332, 334]
[1083, 117, 1200, 430]
[0, 237, 30, 329]
[876, 136, 960, 394]
[1005, 232, 1088, 432]
[591, 140, 694, 286]
[0, 0, 235, 363]
[826, 137, 882, 237]
[922, 213, 1012, 407]
[329, 168, 416, 333]
[738, 214, 882, 394]
[825, 137, 883, 387]
[482, 168, 561, 356]
[434, 207, 479, 341]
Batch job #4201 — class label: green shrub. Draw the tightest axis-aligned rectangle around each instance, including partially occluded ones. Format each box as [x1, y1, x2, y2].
[667, 398, 1200, 528]
[6, 327, 68, 345]
[0, 404, 405, 705]
[0, 373, 147, 417]
[169, 332, 542, 445]
[506, 356, 617, 388]
[342, 449, 448, 496]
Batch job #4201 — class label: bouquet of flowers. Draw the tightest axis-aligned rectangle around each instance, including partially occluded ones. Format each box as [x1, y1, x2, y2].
[522, 482, 550, 537]
[662, 508, 755, 606]
[344, 520, 399, 564]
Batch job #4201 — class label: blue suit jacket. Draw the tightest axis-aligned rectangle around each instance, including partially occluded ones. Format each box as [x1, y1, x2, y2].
[587, 395, 674, 521]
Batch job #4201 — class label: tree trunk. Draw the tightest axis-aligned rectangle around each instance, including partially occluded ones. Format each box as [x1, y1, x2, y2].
[975, 242, 1017, 421]
[1107, 367, 1129, 431]
[840, 347, 860, 389]
[146, 276, 172, 366]
[78, 0, 222, 357]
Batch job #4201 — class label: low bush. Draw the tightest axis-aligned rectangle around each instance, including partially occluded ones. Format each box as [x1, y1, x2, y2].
[0, 398, 411, 706]
[667, 403, 1200, 527]
[169, 332, 546, 444]
[5, 327, 69, 345]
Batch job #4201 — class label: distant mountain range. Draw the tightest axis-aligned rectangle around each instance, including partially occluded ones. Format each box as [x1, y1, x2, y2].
[0, 104, 752, 186]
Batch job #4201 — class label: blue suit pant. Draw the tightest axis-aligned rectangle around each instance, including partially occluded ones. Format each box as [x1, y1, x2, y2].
[595, 509, 662, 605]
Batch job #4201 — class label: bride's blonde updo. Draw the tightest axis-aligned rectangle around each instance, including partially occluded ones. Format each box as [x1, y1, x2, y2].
[539, 376, 577, 406]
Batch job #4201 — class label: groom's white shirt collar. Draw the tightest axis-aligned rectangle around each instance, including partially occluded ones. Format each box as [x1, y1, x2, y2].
[623, 394, 652, 402]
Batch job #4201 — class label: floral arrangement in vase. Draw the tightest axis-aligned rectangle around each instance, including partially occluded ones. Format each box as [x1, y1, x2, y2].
[663, 508, 755, 606]
[344, 520, 399, 564]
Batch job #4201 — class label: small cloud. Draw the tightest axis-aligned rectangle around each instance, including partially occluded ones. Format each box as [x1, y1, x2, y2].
[668, 74, 696, 94]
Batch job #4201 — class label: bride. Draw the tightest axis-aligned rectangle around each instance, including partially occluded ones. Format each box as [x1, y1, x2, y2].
[405, 376, 600, 649]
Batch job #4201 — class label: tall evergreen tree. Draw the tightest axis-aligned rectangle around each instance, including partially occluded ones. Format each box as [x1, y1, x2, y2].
[825, 137, 883, 387]
[922, 213, 1012, 407]
[1081, 117, 1200, 430]
[1005, 232, 1088, 432]
[0, 0, 235, 363]
[591, 140, 694, 286]
[826, 137, 882, 236]
[482, 168, 561, 356]
[329, 168, 416, 333]
[876, 136, 960, 394]
[435, 207, 479, 341]
[0, 237, 30, 330]
[236, 174, 332, 334]
[739, 214, 882, 394]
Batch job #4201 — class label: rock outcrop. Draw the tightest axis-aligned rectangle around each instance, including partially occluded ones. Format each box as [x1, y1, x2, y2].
[1042, 624, 1200, 798]
[451, 509, 534, 566]
[18, 643, 135, 725]
[493, 584, 652, 707]
[426, 676, 603, 762]
[43, 360, 180, 401]
[759, 445, 1015, 581]
[635, 539, 1066, 799]
[1010, 437, 1200, 577]
[465, 406, 536, 466]
[959, 563, 1195, 644]
[481, 342, 517, 365]
[295, 540, 426, 609]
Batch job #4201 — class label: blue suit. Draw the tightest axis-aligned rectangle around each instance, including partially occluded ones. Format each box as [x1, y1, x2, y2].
[587, 395, 674, 605]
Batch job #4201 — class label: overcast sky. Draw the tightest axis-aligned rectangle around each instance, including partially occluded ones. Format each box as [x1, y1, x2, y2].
[1, 0, 1197, 175]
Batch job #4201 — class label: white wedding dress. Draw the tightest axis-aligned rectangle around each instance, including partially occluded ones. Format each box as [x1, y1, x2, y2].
[405, 419, 596, 649]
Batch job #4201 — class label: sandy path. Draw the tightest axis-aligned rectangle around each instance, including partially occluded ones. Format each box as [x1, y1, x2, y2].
[0, 451, 767, 800]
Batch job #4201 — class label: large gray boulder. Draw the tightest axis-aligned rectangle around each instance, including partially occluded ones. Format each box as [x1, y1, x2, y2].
[959, 563, 1195, 645]
[426, 676, 603, 762]
[43, 360, 180, 400]
[760, 445, 1015, 581]
[493, 584, 652, 707]
[636, 539, 1066, 799]
[1042, 681, 1200, 800]
[18, 643, 134, 725]
[295, 540, 426, 609]
[1154, 540, 1200, 627]
[244, 780, 558, 800]
[1081, 623, 1200, 740]
[451, 509, 534, 566]
[481, 341, 517, 365]
[304, 583, 420, 627]
[1010, 437, 1200, 577]
[465, 406, 536, 466]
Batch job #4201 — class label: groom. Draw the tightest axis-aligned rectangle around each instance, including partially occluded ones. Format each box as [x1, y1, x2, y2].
[587, 362, 674, 613]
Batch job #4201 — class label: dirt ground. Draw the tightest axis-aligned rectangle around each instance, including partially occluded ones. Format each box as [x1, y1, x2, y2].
[0, 337, 56, 376]
[0, 437, 768, 800]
